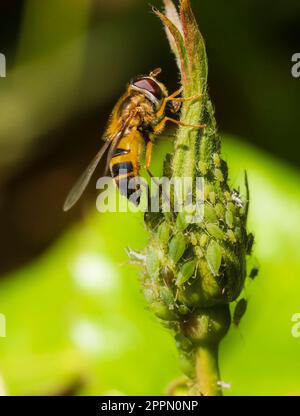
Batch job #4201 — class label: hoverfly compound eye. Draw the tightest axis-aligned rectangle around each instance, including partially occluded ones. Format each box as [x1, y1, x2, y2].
[132, 77, 162, 100]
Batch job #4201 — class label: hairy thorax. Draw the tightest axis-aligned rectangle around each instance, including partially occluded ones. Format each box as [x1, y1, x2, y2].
[119, 93, 156, 130]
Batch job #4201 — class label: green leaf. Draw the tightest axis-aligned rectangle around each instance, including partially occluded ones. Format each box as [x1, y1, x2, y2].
[153, 7, 188, 84]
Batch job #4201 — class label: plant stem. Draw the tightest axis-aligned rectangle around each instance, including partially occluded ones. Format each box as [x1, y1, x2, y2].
[194, 344, 221, 396]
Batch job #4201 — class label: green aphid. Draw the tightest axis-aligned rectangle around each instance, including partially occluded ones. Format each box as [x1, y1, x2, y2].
[249, 267, 259, 279]
[233, 298, 247, 326]
[204, 203, 217, 223]
[212, 153, 221, 168]
[176, 259, 197, 286]
[225, 209, 234, 229]
[206, 223, 224, 239]
[226, 229, 236, 243]
[150, 301, 178, 321]
[199, 161, 208, 176]
[177, 304, 190, 316]
[146, 249, 160, 279]
[176, 211, 189, 231]
[160, 286, 175, 306]
[209, 191, 216, 205]
[157, 222, 170, 246]
[169, 234, 186, 264]
[206, 239, 222, 276]
[214, 168, 224, 182]
[234, 226, 242, 241]
[190, 233, 198, 246]
[246, 233, 255, 255]
[199, 233, 208, 248]
[204, 183, 213, 200]
[194, 245, 204, 258]
[227, 202, 236, 215]
[143, 287, 157, 304]
[224, 191, 231, 202]
[215, 203, 225, 218]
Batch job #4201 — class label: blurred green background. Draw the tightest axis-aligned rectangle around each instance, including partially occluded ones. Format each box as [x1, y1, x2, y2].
[0, 0, 299, 396]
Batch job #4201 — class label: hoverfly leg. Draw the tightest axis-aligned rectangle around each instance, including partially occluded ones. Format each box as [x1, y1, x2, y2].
[156, 87, 182, 118]
[153, 116, 207, 135]
[156, 88, 202, 119]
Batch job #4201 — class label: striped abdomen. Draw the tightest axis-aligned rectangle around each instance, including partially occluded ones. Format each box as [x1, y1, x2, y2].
[109, 130, 144, 203]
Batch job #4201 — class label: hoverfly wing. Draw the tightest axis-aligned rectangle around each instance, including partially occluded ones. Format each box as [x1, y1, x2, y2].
[63, 139, 112, 212]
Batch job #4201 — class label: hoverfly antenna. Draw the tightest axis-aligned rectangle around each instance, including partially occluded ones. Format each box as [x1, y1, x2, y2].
[149, 68, 162, 77]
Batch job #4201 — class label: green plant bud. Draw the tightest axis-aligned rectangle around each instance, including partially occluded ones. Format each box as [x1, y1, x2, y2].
[233, 298, 247, 326]
[176, 211, 189, 231]
[157, 222, 170, 246]
[206, 240, 222, 276]
[141, 1, 254, 394]
[204, 203, 217, 223]
[176, 259, 197, 286]
[169, 234, 186, 264]
[214, 168, 224, 182]
[225, 209, 234, 229]
[206, 224, 224, 239]
[181, 304, 231, 345]
[150, 301, 178, 321]
[215, 203, 225, 218]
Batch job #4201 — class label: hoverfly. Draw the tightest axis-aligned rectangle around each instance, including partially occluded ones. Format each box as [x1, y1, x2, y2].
[63, 68, 204, 211]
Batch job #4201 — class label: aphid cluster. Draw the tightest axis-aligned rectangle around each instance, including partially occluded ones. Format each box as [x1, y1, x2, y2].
[127, 93, 258, 377]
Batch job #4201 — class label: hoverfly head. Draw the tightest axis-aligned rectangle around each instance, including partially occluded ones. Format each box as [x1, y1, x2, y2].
[130, 68, 168, 108]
